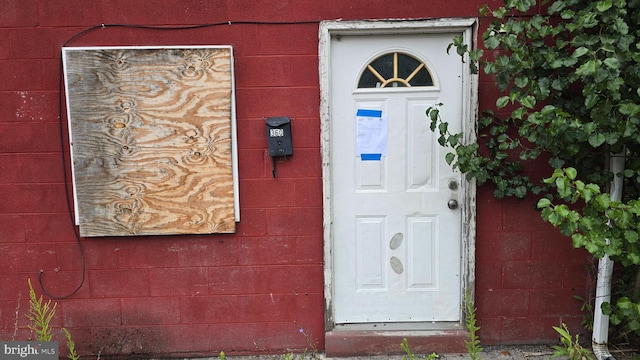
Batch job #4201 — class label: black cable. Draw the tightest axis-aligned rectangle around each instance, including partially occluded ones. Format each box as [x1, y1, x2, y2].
[61, 20, 323, 47]
[38, 53, 86, 300]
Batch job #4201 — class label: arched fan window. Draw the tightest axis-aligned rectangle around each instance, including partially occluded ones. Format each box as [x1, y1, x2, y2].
[358, 52, 434, 88]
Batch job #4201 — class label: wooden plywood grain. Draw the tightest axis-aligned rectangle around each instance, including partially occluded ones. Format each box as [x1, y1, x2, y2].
[63, 47, 236, 237]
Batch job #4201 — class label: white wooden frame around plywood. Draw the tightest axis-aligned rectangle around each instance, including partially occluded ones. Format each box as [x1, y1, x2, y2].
[63, 45, 239, 237]
[319, 18, 478, 329]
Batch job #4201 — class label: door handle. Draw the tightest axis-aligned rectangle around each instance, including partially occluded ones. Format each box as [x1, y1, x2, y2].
[447, 199, 459, 210]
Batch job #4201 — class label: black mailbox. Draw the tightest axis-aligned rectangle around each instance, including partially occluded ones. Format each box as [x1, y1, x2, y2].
[266, 117, 293, 157]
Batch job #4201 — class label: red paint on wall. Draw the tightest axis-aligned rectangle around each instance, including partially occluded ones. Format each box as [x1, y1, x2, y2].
[0, 0, 592, 357]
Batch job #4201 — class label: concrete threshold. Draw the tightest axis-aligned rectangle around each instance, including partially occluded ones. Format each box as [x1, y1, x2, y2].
[325, 328, 468, 357]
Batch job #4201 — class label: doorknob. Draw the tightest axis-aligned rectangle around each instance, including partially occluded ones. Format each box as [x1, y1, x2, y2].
[447, 199, 459, 210]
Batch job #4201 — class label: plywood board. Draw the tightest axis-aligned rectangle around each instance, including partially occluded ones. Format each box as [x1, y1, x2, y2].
[63, 46, 237, 237]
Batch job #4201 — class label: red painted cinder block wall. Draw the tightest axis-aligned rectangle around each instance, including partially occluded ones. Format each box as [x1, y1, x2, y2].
[0, 0, 591, 357]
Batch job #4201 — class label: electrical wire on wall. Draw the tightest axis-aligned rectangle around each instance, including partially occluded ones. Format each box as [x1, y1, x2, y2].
[43, 20, 323, 299]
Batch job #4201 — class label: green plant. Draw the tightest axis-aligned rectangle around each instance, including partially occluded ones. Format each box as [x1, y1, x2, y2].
[430, 0, 640, 199]
[602, 265, 640, 344]
[25, 278, 56, 341]
[400, 338, 438, 360]
[397, 294, 482, 360]
[537, 167, 640, 339]
[429, 0, 640, 337]
[12, 292, 21, 341]
[463, 291, 482, 360]
[63, 328, 79, 360]
[295, 322, 320, 360]
[552, 323, 594, 360]
[535, 167, 640, 263]
[24, 279, 80, 359]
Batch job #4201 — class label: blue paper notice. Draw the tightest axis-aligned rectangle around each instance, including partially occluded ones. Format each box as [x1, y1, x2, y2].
[355, 109, 387, 159]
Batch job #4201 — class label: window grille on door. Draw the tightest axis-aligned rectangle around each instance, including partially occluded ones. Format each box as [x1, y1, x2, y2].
[357, 52, 434, 88]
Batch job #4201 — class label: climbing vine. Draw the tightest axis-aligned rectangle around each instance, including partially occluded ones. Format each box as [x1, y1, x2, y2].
[428, 0, 640, 336]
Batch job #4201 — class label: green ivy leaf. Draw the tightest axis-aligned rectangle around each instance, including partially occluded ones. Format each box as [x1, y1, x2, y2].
[496, 96, 510, 109]
[511, 0, 536, 12]
[614, 18, 629, 35]
[603, 57, 619, 69]
[625, 230, 639, 244]
[469, 49, 483, 62]
[556, 204, 570, 217]
[619, 102, 640, 116]
[520, 96, 536, 109]
[445, 152, 455, 165]
[627, 253, 640, 265]
[596, 0, 613, 12]
[514, 186, 527, 198]
[496, 55, 509, 67]
[537, 198, 552, 208]
[588, 133, 606, 147]
[511, 107, 528, 120]
[572, 47, 589, 58]
[561, 9, 575, 20]
[515, 76, 529, 88]
[575, 59, 600, 76]
[596, 194, 611, 208]
[493, 7, 507, 19]
[438, 121, 448, 134]
[485, 35, 501, 50]
[547, 1, 565, 14]
[572, 233, 587, 248]
[585, 93, 598, 109]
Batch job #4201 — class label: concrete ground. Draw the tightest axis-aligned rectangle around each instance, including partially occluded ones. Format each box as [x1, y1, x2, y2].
[198, 344, 559, 360]
[207, 343, 640, 360]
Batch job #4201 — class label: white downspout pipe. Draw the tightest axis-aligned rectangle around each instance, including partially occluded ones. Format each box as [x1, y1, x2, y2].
[592, 151, 625, 360]
[592, 255, 615, 360]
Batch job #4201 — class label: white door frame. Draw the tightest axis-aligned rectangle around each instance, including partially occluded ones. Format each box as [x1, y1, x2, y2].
[319, 18, 479, 330]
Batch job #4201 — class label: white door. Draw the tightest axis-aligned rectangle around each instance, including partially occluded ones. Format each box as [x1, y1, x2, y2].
[330, 32, 465, 323]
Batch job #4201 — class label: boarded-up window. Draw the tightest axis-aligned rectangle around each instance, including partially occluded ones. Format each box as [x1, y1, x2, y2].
[62, 46, 238, 237]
